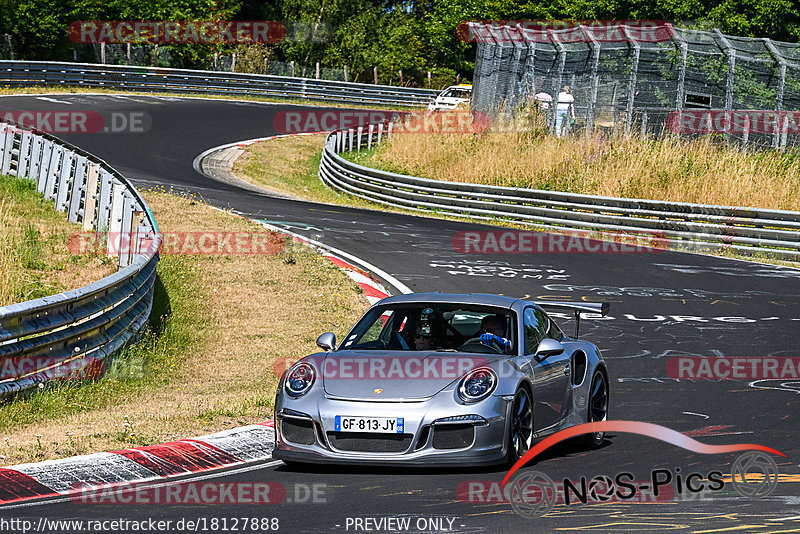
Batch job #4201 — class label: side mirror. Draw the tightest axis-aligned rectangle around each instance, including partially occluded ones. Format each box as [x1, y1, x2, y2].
[535, 338, 564, 359]
[316, 332, 336, 352]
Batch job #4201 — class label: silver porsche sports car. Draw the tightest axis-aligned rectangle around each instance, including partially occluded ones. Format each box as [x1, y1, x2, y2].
[273, 292, 609, 466]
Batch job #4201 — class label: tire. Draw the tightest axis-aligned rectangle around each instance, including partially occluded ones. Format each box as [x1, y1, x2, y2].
[506, 386, 534, 464]
[583, 370, 609, 449]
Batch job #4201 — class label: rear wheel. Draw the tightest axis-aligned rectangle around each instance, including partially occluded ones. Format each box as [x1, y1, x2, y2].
[583, 371, 608, 448]
[506, 387, 534, 464]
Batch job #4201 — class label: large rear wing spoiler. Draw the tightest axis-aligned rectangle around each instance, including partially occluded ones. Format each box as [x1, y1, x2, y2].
[534, 301, 610, 338]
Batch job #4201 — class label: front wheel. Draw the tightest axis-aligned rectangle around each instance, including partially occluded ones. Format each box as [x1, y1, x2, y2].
[506, 387, 534, 464]
[583, 371, 608, 449]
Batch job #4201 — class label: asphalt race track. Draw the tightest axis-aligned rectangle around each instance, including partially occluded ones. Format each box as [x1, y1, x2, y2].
[1, 94, 799, 533]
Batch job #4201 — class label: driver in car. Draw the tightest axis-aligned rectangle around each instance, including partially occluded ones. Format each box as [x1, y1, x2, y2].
[478, 315, 513, 354]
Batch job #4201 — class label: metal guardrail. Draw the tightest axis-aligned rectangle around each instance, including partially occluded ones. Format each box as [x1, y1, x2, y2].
[319, 126, 800, 261]
[0, 122, 160, 398]
[0, 61, 439, 107]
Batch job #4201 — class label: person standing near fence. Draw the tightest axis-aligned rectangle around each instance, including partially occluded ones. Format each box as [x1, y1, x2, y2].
[555, 85, 575, 137]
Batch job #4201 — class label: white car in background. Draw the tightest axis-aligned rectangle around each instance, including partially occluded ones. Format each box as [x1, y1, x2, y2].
[428, 84, 472, 111]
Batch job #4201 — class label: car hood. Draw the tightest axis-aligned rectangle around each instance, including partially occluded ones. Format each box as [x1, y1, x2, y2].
[320, 349, 499, 401]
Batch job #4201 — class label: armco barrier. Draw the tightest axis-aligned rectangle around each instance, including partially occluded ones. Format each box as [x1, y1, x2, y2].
[0, 61, 439, 107]
[319, 125, 800, 261]
[0, 121, 160, 398]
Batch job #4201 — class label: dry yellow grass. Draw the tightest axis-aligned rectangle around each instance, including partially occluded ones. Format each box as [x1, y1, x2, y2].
[371, 130, 800, 211]
[0, 190, 367, 465]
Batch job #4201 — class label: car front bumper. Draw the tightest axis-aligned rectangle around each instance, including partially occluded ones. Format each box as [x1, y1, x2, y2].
[273, 392, 514, 466]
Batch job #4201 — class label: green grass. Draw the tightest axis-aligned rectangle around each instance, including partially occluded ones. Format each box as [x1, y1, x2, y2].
[0, 174, 116, 306]
[0, 254, 206, 437]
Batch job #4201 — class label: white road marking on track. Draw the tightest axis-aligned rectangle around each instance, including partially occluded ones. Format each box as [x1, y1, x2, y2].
[682, 411, 709, 419]
[34, 96, 73, 104]
[0, 460, 285, 510]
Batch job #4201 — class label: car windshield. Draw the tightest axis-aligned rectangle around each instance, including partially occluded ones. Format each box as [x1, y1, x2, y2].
[441, 88, 471, 99]
[340, 303, 516, 354]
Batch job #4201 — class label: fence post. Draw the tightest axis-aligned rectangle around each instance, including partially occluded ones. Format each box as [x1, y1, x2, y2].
[764, 38, 787, 149]
[214, 53, 218, 70]
[377, 123, 384, 145]
[290, 60, 295, 77]
[546, 29, 566, 133]
[373, 66, 378, 84]
[622, 24, 640, 135]
[348, 129, 354, 151]
[580, 25, 600, 132]
[344, 65, 348, 82]
[641, 112, 648, 139]
[368, 124, 374, 150]
[316, 62, 320, 79]
[671, 26, 689, 111]
[100, 42, 106, 64]
[231, 53, 237, 72]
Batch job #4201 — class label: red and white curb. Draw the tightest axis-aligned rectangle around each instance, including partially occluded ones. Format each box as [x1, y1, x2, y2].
[0, 422, 275, 505]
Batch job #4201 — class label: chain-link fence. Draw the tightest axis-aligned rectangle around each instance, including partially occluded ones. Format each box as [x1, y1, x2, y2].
[469, 22, 800, 149]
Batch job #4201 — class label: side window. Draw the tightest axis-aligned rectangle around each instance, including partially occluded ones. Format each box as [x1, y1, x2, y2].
[523, 308, 547, 354]
[534, 308, 562, 340]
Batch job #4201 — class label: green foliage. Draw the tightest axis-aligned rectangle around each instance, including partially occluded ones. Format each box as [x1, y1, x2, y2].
[1, 0, 797, 84]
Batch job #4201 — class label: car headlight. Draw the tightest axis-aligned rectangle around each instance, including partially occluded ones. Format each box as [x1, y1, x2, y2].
[458, 368, 497, 402]
[284, 362, 316, 398]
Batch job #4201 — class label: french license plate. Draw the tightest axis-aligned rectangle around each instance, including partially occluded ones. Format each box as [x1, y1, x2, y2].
[335, 416, 404, 433]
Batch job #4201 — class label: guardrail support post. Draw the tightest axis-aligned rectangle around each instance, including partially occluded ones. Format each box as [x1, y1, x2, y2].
[17, 132, 32, 177]
[0, 124, 11, 174]
[55, 150, 74, 212]
[119, 195, 134, 267]
[67, 155, 88, 223]
[108, 181, 124, 258]
[36, 140, 52, 193]
[27, 135, 42, 180]
[96, 170, 113, 230]
[83, 162, 100, 231]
